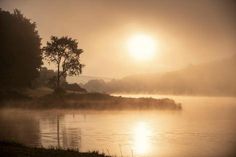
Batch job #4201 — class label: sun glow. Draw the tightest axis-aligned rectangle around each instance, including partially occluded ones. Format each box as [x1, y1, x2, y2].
[128, 34, 157, 61]
[133, 122, 151, 155]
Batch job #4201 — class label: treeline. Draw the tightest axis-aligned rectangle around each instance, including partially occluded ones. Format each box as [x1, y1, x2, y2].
[0, 9, 42, 89]
[0, 9, 85, 98]
[34, 67, 86, 93]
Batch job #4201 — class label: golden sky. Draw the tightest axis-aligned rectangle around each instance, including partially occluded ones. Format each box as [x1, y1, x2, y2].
[1, 0, 236, 80]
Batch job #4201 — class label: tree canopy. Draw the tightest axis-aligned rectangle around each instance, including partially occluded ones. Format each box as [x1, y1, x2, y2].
[43, 36, 84, 89]
[0, 9, 42, 89]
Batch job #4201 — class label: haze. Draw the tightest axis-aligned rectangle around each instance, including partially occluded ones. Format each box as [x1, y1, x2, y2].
[1, 1, 236, 156]
[1, 0, 236, 81]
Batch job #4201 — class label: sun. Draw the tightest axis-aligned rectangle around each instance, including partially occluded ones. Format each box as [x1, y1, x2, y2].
[127, 34, 156, 61]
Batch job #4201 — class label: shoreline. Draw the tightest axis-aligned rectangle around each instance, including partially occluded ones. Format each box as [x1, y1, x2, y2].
[0, 141, 111, 157]
[0, 93, 182, 110]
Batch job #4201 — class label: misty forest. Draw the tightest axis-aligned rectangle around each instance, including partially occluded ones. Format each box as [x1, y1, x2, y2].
[0, 1, 236, 157]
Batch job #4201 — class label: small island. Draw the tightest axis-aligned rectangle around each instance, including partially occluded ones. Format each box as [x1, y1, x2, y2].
[0, 91, 181, 110]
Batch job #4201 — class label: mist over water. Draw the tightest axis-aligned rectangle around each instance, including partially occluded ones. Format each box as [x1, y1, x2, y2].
[0, 95, 235, 157]
[0, 1, 236, 157]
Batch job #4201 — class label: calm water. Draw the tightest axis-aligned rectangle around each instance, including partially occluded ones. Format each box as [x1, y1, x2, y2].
[0, 95, 236, 157]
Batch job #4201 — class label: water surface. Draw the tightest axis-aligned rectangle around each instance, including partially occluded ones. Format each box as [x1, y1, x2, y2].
[0, 95, 236, 157]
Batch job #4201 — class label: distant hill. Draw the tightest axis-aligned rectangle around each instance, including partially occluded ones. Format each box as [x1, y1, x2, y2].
[82, 55, 236, 96]
[67, 75, 112, 84]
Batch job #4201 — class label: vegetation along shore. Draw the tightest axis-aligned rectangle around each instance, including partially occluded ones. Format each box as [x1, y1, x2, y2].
[0, 92, 181, 110]
[0, 141, 111, 157]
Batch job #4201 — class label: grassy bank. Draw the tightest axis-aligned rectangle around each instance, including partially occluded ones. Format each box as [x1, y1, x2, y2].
[0, 141, 110, 157]
[0, 92, 182, 110]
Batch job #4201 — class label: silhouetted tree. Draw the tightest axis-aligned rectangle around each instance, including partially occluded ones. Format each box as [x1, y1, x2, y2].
[43, 36, 84, 91]
[0, 9, 42, 90]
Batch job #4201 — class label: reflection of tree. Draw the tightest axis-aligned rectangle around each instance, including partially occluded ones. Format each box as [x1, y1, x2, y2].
[57, 115, 60, 148]
[62, 127, 82, 149]
[58, 114, 82, 150]
[0, 110, 83, 150]
[0, 110, 41, 146]
[39, 113, 63, 147]
[39, 113, 82, 150]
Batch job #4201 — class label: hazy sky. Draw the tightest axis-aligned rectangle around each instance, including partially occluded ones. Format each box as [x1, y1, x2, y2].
[1, 0, 236, 81]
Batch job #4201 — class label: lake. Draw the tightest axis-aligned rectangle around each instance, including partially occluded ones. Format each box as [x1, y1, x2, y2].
[0, 95, 236, 157]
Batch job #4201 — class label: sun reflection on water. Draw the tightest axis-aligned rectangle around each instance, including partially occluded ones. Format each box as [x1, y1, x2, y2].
[133, 121, 152, 155]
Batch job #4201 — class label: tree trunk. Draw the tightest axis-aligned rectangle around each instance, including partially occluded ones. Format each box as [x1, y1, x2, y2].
[57, 62, 60, 88]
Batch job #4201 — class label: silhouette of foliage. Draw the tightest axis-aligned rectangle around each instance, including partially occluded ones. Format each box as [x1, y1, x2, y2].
[62, 82, 87, 93]
[42, 36, 84, 89]
[0, 9, 42, 89]
[0, 141, 112, 157]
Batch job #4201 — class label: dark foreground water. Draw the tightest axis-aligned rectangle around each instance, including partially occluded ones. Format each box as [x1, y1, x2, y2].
[0, 95, 236, 157]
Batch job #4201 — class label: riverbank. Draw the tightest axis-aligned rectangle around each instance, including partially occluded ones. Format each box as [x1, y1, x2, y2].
[0, 92, 182, 110]
[0, 141, 110, 157]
